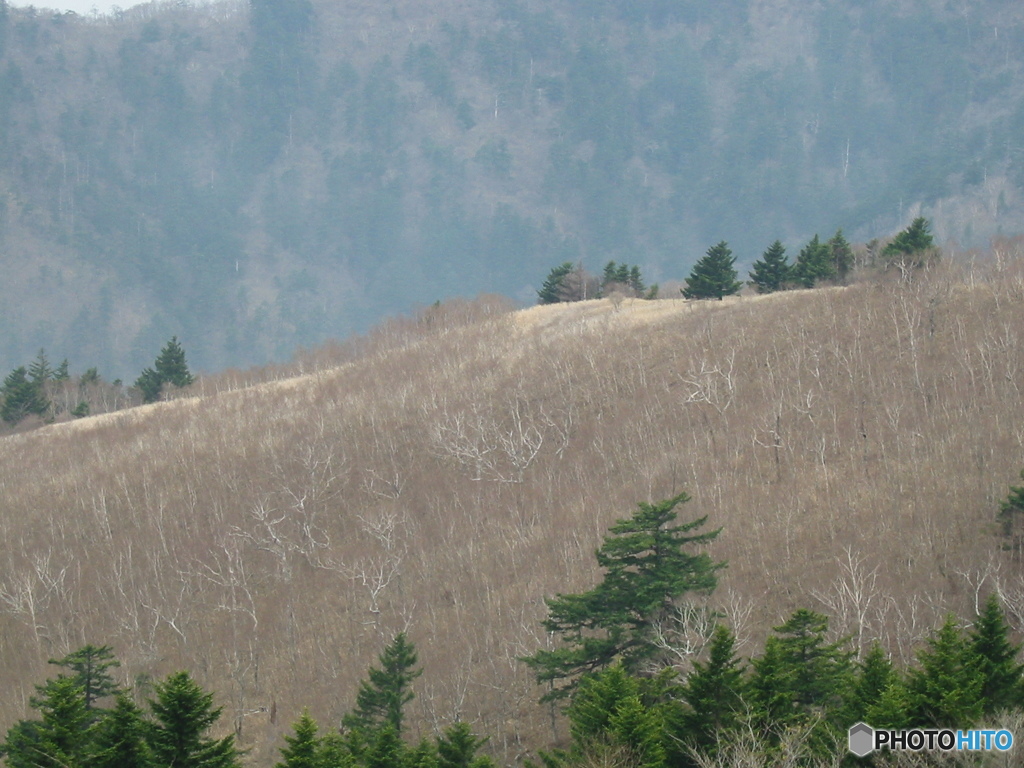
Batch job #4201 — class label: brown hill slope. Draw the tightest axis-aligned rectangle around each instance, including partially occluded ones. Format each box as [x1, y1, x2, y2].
[3, 258, 1024, 763]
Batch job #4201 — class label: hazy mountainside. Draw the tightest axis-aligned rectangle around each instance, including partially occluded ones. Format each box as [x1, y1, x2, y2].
[0, 0, 1022, 378]
[1, 251, 1024, 763]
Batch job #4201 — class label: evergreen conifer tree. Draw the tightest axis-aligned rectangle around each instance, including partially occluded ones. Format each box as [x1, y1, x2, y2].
[2, 676, 92, 768]
[342, 632, 423, 736]
[436, 721, 495, 768]
[906, 614, 985, 728]
[773, 609, 852, 713]
[276, 710, 321, 768]
[682, 242, 741, 300]
[826, 228, 854, 283]
[969, 594, 1024, 715]
[998, 470, 1024, 558]
[883, 217, 936, 267]
[148, 671, 241, 768]
[48, 644, 121, 712]
[792, 235, 835, 288]
[748, 240, 791, 294]
[679, 624, 746, 757]
[1, 366, 49, 423]
[135, 337, 195, 403]
[538, 262, 576, 304]
[846, 641, 897, 724]
[523, 493, 723, 699]
[92, 692, 150, 768]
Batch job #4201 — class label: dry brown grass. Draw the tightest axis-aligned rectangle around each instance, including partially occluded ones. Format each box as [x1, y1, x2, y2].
[3, 253, 1024, 765]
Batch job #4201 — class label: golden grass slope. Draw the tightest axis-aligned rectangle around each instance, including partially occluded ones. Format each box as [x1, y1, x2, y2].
[3, 259, 1024, 764]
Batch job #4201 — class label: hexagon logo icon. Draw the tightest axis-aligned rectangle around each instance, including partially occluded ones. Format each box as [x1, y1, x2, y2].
[848, 722, 875, 757]
[851, 720, 876, 757]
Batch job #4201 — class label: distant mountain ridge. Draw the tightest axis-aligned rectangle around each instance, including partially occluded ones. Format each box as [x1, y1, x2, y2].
[0, 0, 1022, 377]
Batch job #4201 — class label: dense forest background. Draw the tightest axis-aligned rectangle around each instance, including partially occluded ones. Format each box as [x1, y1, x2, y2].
[0, 0, 1023, 377]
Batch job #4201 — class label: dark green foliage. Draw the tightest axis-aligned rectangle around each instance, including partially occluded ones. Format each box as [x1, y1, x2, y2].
[135, 336, 194, 403]
[682, 242, 741, 300]
[566, 665, 668, 768]
[1, 365, 48, 424]
[826, 228, 854, 283]
[276, 710, 321, 768]
[3, 676, 92, 768]
[600, 261, 647, 297]
[523, 493, 723, 699]
[92, 693, 151, 768]
[748, 636, 798, 730]
[906, 614, 985, 728]
[969, 594, 1024, 715]
[882, 217, 936, 267]
[148, 671, 241, 768]
[846, 642, 897, 724]
[747, 240, 791, 294]
[998, 470, 1024, 557]
[538, 262, 575, 304]
[678, 625, 746, 757]
[48, 644, 121, 711]
[27, 349, 52, 387]
[792, 234, 835, 288]
[342, 632, 422, 737]
[772, 609, 852, 713]
[436, 721, 494, 768]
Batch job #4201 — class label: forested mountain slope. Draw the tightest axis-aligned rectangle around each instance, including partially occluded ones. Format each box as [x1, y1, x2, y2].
[1, 253, 1024, 763]
[0, 0, 1022, 376]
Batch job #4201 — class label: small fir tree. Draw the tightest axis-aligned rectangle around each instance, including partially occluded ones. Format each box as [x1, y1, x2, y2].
[679, 624, 747, 757]
[92, 692, 151, 768]
[906, 614, 985, 728]
[773, 609, 852, 713]
[135, 336, 194, 403]
[436, 721, 495, 768]
[276, 710, 321, 768]
[792, 235, 834, 288]
[1, 366, 49, 424]
[846, 641, 897, 723]
[682, 242, 741, 300]
[148, 671, 241, 768]
[3, 676, 92, 768]
[49, 644, 121, 712]
[748, 240, 791, 294]
[538, 262, 576, 304]
[342, 632, 423, 736]
[998, 470, 1024, 558]
[883, 217, 936, 267]
[826, 228, 854, 283]
[969, 594, 1024, 715]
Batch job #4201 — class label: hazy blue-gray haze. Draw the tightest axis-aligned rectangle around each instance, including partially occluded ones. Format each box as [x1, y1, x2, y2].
[0, 0, 1021, 380]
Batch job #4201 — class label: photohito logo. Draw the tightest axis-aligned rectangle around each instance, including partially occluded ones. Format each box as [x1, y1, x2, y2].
[848, 722, 1014, 756]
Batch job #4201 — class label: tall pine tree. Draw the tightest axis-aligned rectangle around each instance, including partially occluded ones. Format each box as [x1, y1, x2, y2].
[523, 493, 723, 699]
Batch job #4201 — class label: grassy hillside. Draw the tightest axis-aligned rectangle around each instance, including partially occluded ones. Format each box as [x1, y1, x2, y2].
[2, 247, 1024, 763]
[1, 0, 1023, 376]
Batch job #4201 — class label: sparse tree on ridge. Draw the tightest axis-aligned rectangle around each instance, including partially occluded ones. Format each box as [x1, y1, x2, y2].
[883, 216, 936, 268]
[682, 242, 741, 300]
[135, 336, 195, 403]
[792, 234, 834, 288]
[748, 240, 791, 294]
[827, 228, 854, 283]
[538, 262, 576, 304]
